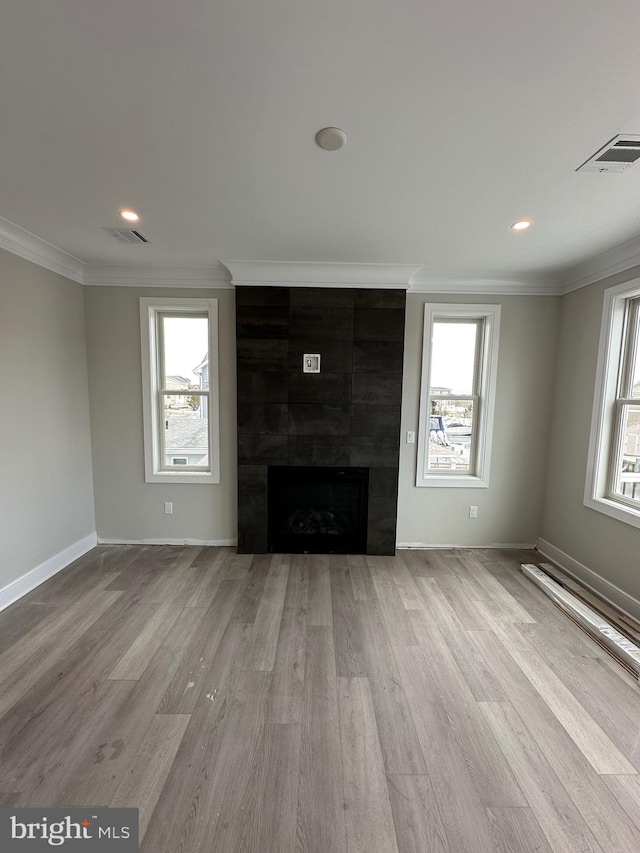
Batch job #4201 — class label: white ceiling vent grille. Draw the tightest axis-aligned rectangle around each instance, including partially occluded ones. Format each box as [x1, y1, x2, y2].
[577, 135, 640, 172]
[103, 226, 151, 244]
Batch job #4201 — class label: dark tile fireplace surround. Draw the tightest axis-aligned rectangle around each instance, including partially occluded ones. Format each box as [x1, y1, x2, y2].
[236, 286, 406, 555]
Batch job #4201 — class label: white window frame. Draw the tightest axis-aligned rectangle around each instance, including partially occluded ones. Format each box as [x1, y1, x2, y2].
[140, 297, 220, 484]
[416, 303, 501, 488]
[584, 278, 640, 528]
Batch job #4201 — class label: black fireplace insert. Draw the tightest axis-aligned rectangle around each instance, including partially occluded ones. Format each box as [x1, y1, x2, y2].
[267, 466, 369, 554]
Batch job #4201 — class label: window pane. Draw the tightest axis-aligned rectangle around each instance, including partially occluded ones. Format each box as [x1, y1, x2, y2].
[612, 404, 640, 504]
[631, 327, 640, 399]
[430, 321, 479, 396]
[427, 399, 474, 472]
[163, 394, 209, 469]
[161, 315, 209, 391]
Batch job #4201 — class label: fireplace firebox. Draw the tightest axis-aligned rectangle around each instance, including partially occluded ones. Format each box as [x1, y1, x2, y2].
[268, 466, 369, 554]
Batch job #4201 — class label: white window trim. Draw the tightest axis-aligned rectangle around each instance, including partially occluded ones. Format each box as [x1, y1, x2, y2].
[584, 277, 640, 528]
[140, 297, 221, 484]
[416, 303, 501, 488]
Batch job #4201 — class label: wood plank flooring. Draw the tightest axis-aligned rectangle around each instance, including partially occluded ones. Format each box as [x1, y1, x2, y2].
[1, 545, 640, 852]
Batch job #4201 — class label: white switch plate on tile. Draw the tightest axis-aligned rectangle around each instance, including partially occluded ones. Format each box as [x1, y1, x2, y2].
[303, 354, 321, 373]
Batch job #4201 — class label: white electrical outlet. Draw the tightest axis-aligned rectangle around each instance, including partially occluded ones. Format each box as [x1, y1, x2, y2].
[407, 431, 416, 444]
[469, 506, 478, 518]
[164, 502, 173, 515]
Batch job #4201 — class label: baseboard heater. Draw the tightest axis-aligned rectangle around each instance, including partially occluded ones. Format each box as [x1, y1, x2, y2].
[521, 564, 640, 681]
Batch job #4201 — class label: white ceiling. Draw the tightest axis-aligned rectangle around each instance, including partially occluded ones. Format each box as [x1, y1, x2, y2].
[3, 0, 640, 285]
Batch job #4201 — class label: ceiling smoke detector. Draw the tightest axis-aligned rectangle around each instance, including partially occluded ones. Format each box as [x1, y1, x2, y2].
[577, 135, 640, 172]
[315, 127, 347, 151]
[104, 227, 151, 244]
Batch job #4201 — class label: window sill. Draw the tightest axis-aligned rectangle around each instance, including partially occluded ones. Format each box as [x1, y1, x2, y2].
[416, 474, 489, 489]
[145, 471, 220, 485]
[584, 494, 640, 531]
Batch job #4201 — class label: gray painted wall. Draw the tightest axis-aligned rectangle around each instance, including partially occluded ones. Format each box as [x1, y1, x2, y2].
[84, 286, 562, 548]
[397, 293, 560, 547]
[84, 286, 237, 542]
[540, 267, 640, 602]
[0, 249, 95, 590]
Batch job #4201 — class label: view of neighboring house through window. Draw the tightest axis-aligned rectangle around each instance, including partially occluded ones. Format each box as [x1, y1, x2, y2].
[416, 304, 500, 488]
[140, 298, 220, 484]
[160, 313, 209, 469]
[585, 280, 640, 528]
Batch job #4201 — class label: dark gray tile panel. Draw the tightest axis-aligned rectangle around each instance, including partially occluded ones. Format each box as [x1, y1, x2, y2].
[236, 339, 289, 372]
[369, 467, 399, 497]
[237, 403, 288, 435]
[289, 373, 352, 404]
[367, 496, 399, 556]
[351, 405, 400, 437]
[350, 436, 400, 467]
[289, 307, 354, 340]
[236, 286, 289, 307]
[237, 465, 268, 553]
[354, 307, 405, 341]
[353, 341, 404, 374]
[238, 434, 289, 465]
[236, 306, 289, 340]
[287, 436, 351, 467]
[352, 374, 403, 406]
[289, 404, 351, 436]
[290, 288, 355, 308]
[237, 371, 289, 403]
[354, 289, 407, 309]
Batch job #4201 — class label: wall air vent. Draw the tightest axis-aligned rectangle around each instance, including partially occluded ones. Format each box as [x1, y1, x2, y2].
[104, 227, 151, 244]
[577, 134, 640, 172]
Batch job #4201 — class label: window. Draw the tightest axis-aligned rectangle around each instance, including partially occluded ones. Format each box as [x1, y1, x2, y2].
[140, 297, 220, 484]
[416, 303, 501, 488]
[585, 279, 640, 526]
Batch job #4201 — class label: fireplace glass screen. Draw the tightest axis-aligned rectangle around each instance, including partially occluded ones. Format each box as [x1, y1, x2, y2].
[267, 466, 369, 554]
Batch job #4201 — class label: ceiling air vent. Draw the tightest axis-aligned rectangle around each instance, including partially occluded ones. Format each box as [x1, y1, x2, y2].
[577, 135, 640, 172]
[103, 226, 151, 244]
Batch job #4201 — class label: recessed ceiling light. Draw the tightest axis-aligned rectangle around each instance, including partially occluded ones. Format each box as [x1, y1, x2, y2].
[511, 219, 532, 231]
[315, 127, 347, 151]
[120, 209, 140, 222]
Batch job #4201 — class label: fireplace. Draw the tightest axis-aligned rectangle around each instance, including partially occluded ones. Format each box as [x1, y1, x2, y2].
[268, 466, 369, 554]
[235, 285, 405, 555]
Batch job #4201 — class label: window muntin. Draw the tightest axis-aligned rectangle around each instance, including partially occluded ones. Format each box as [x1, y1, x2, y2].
[140, 298, 220, 484]
[417, 304, 500, 488]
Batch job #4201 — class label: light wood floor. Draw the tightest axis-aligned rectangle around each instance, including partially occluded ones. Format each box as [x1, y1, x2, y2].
[1, 546, 640, 851]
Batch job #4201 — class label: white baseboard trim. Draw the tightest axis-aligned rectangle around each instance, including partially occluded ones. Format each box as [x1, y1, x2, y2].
[397, 542, 535, 550]
[98, 537, 238, 547]
[536, 538, 640, 623]
[0, 532, 98, 613]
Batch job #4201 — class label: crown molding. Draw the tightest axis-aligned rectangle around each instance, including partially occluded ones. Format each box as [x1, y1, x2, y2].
[408, 270, 561, 296]
[0, 216, 85, 284]
[561, 233, 640, 293]
[83, 264, 232, 288]
[5, 213, 638, 297]
[221, 260, 421, 289]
